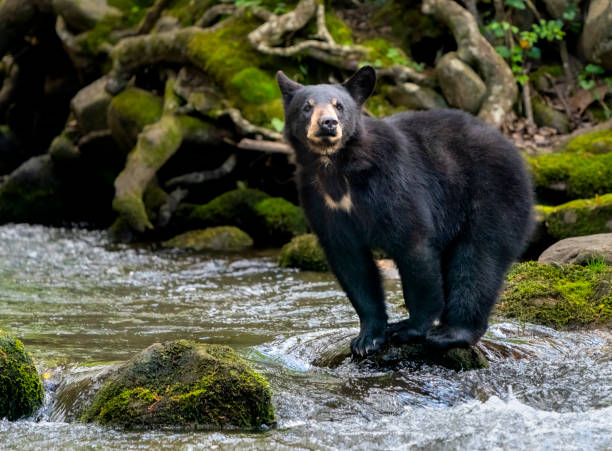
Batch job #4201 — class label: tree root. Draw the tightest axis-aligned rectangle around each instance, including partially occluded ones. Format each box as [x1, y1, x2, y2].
[422, 0, 517, 128]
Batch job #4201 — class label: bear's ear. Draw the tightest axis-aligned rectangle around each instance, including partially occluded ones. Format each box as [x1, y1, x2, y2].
[343, 66, 376, 105]
[277, 71, 303, 104]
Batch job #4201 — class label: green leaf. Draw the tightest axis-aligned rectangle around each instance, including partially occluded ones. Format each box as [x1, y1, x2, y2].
[505, 0, 526, 9]
[527, 46, 541, 59]
[585, 64, 605, 75]
[579, 79, 595, 90]
[494, 45, 511, 58]
[271, 118, 285, 133]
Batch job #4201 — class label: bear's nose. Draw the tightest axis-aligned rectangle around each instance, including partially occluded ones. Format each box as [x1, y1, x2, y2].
[319, 116, 338, 133]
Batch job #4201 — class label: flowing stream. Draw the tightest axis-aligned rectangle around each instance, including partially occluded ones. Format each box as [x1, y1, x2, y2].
[0, 224, 610, 450]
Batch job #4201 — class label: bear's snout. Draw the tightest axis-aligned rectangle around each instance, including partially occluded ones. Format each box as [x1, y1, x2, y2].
[318, 116, 338, 136]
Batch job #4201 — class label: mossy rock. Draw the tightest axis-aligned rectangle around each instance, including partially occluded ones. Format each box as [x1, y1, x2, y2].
[496, 261, 612, 329]
[189, 188, 269, 231]
[230, 67, 280, 105]
[163, 226, 253, 252]
[0, 330, 44, 420]
[527, 151, 612, 201]
[562, 129, 612, 155]
[532, 97, 569, 133]
[312, 335, 488, 371]
[253, 198, 308, 246]
[279, 234, 329, 271]
[107, 88, 164, 151]
[544, 193, 612, 239]
[81, 341, 275, 429]
[529, 65, 563, 92]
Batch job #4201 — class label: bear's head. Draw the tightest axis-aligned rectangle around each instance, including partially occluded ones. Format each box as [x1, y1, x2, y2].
[276, 66, 376, 160]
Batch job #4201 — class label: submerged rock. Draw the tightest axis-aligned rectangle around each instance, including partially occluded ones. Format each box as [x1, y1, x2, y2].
[497, 261, 612, 329]
[279, 234, 329, 271]
[81, 341, 275, 429]
[163, 226, 253, 251]
[539, 233, 612, 265]
[0, 330, 44, 420]
[312, 333, 488, 371]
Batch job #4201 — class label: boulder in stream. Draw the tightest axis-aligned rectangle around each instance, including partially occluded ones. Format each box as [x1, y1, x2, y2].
[312, 331, 488, 371]
[81, 341, 275, 429]
[0, 330, 44, 420]
[162, 226, 253, 252]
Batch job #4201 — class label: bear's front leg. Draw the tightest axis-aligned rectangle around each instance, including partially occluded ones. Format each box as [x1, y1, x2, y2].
[319, 238, 387, 357]
[388, 245, 445, 344]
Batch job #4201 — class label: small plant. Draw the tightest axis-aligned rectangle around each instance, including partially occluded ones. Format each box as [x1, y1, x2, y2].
[578, 64, 612, 119]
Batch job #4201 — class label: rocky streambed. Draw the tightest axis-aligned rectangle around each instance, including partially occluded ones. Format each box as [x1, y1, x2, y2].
[0, 224, 611, 449]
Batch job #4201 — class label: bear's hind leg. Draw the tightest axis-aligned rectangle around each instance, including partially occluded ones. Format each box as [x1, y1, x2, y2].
[426, 239, 513, 350]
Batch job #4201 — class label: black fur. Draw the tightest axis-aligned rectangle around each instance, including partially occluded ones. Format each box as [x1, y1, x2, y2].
[277, 67, 534, 356]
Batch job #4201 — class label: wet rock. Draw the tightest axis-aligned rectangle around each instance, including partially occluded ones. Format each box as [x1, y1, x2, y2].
[387, 82, 447, 110]
[81, 341, 275, 429]
[279, 234, 329, 271]
[0, 330, 44, 420]
[581, 0, 612, 70]
[312, 333, 488, 371]
[0, 155, 65, 224]
[52, 0, 121, 32]
[436, 52, 486, 114]
[532, 97, 570, 134]
[163, 226, 253, 251]
[253, 197, 308, 246]
[544, 193, 612, 239]
[497, 261, 612, 329]
[71, 77, 113, 133]
[49, 134, 80, 162]
[107, 88, 164, 152]
[539, 233, 612, 265]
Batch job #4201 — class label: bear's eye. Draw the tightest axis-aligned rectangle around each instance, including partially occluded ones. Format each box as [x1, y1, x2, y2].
[335, 103, 343, 112]
[303, 104, 312, 113]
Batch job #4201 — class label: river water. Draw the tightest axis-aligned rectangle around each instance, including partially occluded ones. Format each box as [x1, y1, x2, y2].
[0, 224, 610, 450]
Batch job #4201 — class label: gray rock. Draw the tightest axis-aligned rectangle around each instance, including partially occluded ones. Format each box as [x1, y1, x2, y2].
[436, 52, 486, 114]
[539, 233, 612, 265]
[581, 0, 612, 70]
[532, 97, 570, 133]
[52, 0, 121, 32]
[70, 77, 112, 133]
[387, 82, 447, 110]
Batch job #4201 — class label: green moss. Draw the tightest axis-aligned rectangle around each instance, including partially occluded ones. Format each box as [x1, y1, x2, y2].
[189, 188, 270, 230]
[81, 341, 275, 429]
[231, 67, 280, 105]
[241, 99, 284, 129]
[0, 330, 44, 420]
[81, 0, 155, 54]
[496, 261, 612, 329]
[325, 12, 353, 46]
[108, 88, 164, 150]
[165, 0, 216, 26]
[112, 194, 153, 232]
[253, 198, 308, 246]
[365, 93, 405, 117]
[544, 193, 612, 239]
[528, 152, 612, 199]
[279, 234, 329, 271]
[529, 65, 563, 91]
[563, 129, 612, 155]
[162, 226, 254, 251]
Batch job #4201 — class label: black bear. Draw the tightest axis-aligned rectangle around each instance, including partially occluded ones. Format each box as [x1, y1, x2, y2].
[277, 66, 533, 356]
